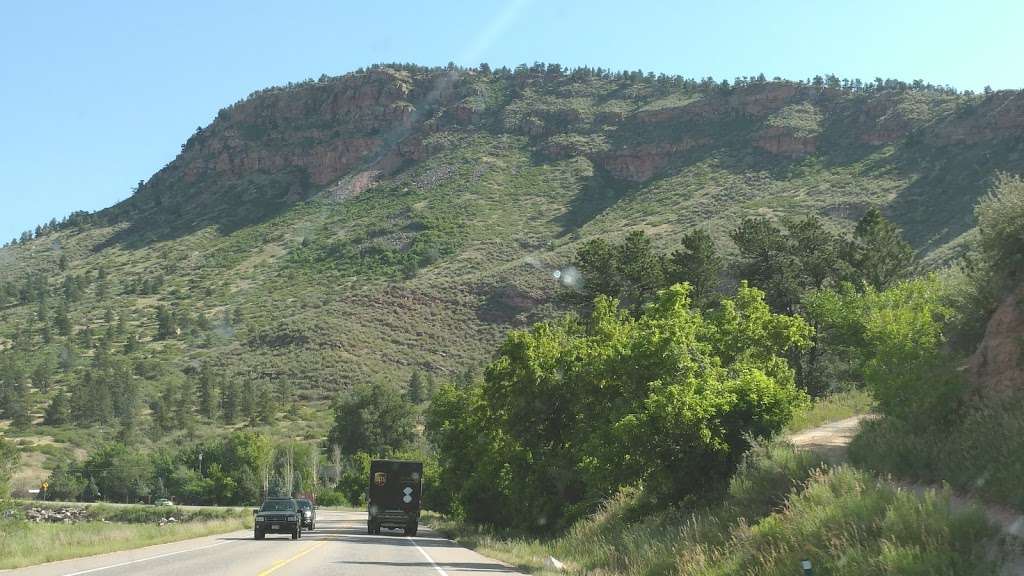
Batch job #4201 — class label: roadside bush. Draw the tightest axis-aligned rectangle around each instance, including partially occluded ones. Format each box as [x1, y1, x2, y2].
[313, 489, 349, 507]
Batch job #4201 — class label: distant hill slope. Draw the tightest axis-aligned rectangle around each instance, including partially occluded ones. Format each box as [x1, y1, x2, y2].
[2, 63, 1024, 410]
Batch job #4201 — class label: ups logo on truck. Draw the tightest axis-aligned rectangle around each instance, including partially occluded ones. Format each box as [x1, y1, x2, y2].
[373, 472, 387, 486]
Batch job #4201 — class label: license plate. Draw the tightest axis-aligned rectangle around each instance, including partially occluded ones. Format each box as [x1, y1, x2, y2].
[271, 524, 280, 530]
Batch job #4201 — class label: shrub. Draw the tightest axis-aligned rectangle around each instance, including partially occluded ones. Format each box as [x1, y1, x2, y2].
[725, 440, 826, 519]
[313, 489, 349, 507]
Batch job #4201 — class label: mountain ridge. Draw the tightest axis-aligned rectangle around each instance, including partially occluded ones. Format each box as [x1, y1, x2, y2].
[2, 63, 1024, 408]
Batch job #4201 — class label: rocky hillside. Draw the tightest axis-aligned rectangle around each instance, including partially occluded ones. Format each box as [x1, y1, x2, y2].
[2, 63, 1024, 426]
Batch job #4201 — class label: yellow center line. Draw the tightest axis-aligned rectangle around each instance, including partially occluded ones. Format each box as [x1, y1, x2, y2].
[256, 541, 326, 576]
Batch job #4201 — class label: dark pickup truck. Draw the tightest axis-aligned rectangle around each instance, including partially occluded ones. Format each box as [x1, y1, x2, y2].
[367, 459, 422, 536]
[254, 497, 302, 540]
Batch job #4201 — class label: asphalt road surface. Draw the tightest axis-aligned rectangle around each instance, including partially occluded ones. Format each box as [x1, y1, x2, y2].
[3, 510, 526, 576]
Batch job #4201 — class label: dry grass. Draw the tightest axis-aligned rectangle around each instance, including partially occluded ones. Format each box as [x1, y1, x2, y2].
[0, 516, 249, 570]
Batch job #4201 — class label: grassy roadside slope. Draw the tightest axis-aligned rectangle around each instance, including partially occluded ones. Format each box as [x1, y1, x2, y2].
[0, 503, 251, 570]
[425, 428, 1005, 575]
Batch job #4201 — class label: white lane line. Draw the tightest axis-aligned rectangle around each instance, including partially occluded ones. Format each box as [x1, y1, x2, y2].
[408, 537, 449, 576]
[60, 540, 232, 576]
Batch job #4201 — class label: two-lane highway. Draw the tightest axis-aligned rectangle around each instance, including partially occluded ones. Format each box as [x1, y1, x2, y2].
[3, 510, 525, 576]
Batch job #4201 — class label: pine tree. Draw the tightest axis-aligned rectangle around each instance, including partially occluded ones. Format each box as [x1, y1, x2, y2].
[844, 208, 915, 290]
[78, 325, 94, 349]
[221, 379, 239, 424]
[424, 372, 438, 400]
[617, 230, 666, 311]
[70, 370, 112, 425]
[62, 276, 82, 302]
[36, 297, 49, 324]
[198, 364, 218, 420]
[95, 267, 109, 300]
[667, 229, 722, 306]
[31, 359, 54, 394]
[406, 370, 424, 404]
[114, 367, 138, 441]
[124, 333, 139, 353]
[155, 305, 177, 340]
[257, 385, 274, 426]
[82, 476, 100, 502]
[117, 409, 137, 444]
[153, 379, 177, 432]
[44, 388, 70, 425]
[240, 380, 256, 423]
[59, 339, 78, 372]
[176, 378, 196, 429]
[54, 301, 72, 337]
[9, 379, 32, 429]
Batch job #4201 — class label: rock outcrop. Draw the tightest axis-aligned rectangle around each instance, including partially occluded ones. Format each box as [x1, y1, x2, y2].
[968, 286, 1024, 399]
[753, 126, 818, 157]
[111, 65, 1024, 237]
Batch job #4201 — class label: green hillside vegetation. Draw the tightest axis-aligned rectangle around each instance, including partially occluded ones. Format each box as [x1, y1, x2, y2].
[1, 63, 1023, 572]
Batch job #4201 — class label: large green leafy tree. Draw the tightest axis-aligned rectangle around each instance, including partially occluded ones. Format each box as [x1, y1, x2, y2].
[327, 381, 416, 457]
[224, 431, 274, 503]
[427, 283, 811, 530]
[86, 444, 155, 503]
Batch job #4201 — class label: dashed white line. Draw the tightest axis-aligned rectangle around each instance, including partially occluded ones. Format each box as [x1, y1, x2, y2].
[408, 537, 449, 576]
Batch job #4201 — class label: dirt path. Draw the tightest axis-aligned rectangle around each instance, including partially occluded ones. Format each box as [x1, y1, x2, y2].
[786, 415, 873, 464]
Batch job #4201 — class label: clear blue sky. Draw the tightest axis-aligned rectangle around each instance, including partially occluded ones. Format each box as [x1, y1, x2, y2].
[2, 0, 1021, 241]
